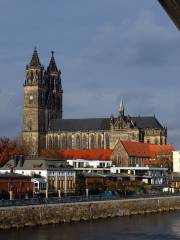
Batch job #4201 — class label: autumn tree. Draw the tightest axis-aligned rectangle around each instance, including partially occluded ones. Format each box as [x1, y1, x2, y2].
[0, 137, 28, 166]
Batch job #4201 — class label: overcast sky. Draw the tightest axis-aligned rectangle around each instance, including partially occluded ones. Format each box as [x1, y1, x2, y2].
[0, 0, 179, 148]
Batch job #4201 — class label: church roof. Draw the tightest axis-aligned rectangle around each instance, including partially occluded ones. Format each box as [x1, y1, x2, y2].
[131, 116, 164, 129]
[48, 118, 110, 131]
[48, 116, 164, 132]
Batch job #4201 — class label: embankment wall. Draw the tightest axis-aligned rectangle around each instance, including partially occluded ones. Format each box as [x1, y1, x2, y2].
[1, 196, 180, 229]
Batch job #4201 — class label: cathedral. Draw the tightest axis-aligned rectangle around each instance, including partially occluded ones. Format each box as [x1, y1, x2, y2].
[22, 49, 167, 155]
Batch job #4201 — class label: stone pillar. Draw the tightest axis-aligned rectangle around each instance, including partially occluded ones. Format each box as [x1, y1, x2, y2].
[64, 172, 67, 196]
[58, 189, 61, 198]
[9, 191, 13, 200]
[45, 189, 48, 199]
[86, 188, 89, 197]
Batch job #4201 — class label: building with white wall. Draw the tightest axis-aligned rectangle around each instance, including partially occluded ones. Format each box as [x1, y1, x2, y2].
[67, 159, 112, 174]
[0, 157, 76, 194]
[173, 151, 180, 172]
[110, 166, 168, 185]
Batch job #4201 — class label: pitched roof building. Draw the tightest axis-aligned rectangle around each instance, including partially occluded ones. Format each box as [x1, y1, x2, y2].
[111, 140, 174, 167]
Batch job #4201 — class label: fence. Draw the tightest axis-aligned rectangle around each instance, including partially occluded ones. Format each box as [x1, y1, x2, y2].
[0, 192, 179, 208]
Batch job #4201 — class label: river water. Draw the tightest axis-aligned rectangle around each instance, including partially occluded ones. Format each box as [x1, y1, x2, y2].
[1, 212, 180, 240]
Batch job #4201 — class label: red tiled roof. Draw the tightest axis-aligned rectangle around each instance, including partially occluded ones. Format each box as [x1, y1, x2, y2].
[121, 141, 174, 158]
[148, 144, 174, 158]
[56, 149, 113, 160]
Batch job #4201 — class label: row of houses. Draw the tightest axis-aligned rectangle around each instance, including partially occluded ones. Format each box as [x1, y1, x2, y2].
[0, 140, 177, 199]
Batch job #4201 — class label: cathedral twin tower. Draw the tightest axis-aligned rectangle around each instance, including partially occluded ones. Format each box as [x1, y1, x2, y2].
[23, 48, 167, 156]
[23, 48, 63, 154]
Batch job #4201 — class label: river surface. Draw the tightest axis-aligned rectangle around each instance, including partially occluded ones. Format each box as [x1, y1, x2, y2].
[1, 212, 180, 240]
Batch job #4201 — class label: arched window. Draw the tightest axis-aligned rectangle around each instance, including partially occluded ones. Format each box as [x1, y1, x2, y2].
[54, 136, 59, 150]
[67, 136, 72, 149]
[62, 135, 67, 149]
[76, 135, 81, 149]
[27, 119, 32, 131]
[82, 135, 87, 149]
[90, 135, 95, 149]
[49, 136, 53, 150]
[97, 135, 102, 149]
[154, 138, 159, 145]
[105, 134, 110, 149]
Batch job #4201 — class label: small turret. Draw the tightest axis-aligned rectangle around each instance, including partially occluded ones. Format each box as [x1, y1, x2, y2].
[119, 98, 125, 116]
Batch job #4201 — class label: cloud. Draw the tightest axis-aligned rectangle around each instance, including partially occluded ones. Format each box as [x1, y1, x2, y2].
[0, 0, 179, 148]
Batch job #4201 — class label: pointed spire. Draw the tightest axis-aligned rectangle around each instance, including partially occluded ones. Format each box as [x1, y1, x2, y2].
[29, 47, 41, 67]
[47, 51, 58, 72]
[119, 98, 125, 116]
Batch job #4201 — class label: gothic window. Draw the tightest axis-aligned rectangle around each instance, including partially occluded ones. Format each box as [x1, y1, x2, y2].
[154, 138, 159, 145]
[49, 136, 53, 150]
[82, 135, 87, 149]
[132, 133, 135, 140]
[54, 136, 59, 150]
[30, 71, 33, 81]
[62, 135, 67, 149]
[67, 136, 72, 149]
[40, 92, 44, 106]
[97, 135, 102, 149]
[75, 135, 81, 149]
[90, 135, 95, 149]
[27, 119, 32, 131]
[105, 134, 110, 149]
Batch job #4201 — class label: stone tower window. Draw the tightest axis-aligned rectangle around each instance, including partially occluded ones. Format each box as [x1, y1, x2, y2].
[30, 71, 33, 81]
[27, 119, 32, 131]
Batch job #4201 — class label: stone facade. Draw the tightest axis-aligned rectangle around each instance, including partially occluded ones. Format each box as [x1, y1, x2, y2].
[22, 49, 167, 155]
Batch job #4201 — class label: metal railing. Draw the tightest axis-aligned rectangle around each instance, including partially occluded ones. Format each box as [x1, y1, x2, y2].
[0, 192, 179, 208]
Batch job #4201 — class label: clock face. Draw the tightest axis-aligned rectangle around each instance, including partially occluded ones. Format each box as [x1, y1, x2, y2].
[29, 95, 33, 100]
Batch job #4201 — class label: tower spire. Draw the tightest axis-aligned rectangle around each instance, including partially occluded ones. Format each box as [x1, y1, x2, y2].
[29, 47, 41, 67]
[47, 50, 58, 72]
[119, 98, 125, 116]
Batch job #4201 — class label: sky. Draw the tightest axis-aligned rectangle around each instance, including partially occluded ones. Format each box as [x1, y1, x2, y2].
[0, 0, 180, 148]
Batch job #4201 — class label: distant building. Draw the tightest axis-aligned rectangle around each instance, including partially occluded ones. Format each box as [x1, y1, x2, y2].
[110, 167, 168, 186]
[173, 151, 180, 172]
[0, 173, 33, 199]
[22, 49, 167, 155]
[31, 177, 47, 195]
[56, 149, 112, 174]
[111, 140, 173, 167]
[0, 157, 76, 195]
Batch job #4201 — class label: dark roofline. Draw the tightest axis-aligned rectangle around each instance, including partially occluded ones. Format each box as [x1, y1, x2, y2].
[0, 173, 31, 179]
